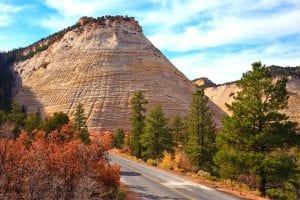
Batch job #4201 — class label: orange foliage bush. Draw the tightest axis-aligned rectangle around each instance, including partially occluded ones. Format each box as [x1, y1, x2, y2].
[90, 130, 113, 151]
[160, 151, 175, 170]
[174, 150, 191, 172]
[0, 126, 120, 199]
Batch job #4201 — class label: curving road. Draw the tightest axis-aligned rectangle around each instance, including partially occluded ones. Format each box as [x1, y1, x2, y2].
[109, 154, 241, 200]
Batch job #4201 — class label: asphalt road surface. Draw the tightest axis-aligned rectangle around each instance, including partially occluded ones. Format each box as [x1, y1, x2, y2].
[109, 154, 242, 200]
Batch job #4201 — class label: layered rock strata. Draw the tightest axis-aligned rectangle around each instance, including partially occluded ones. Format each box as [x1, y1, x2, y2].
[13, 16, 222, 130]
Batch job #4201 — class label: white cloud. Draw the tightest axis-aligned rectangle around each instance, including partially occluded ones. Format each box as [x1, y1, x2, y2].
[171, 42, 300, 83]
[0, 2, 26, 50]
[148, 2, 300, 51]
[0, 3, 24, 13]
[38, 16, 77, 32]
[41, 0, 140, 31]
[0, 14, 12, 27]
[143, 0, 225, 26]
[44, 0, 119, 17]
[172, 53, 252, 84]
[0, 2, 24, 27]
[41, 0, 300, 47]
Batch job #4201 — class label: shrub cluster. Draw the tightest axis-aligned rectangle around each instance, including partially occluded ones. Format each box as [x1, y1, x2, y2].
[0, 123, 120, 200]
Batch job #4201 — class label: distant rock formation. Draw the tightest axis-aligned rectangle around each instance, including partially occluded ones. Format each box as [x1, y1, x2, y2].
[268, 65, 300, 78]
[203, 66, 300, 126]
[192, 77, 216, 88]
[12, 16, 223, 130]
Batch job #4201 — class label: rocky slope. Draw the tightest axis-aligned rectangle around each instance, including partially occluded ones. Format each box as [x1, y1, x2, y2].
[12, 16, 223, 130]
[203, 66, 300, 125]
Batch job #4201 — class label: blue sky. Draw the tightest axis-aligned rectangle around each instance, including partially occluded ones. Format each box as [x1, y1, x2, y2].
[1, 0, 300, 83]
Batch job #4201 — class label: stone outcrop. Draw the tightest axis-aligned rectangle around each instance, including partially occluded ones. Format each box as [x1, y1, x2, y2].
[12, 16, 222, 130]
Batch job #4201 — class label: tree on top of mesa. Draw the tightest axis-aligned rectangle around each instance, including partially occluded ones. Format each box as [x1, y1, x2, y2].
[214, 62, 299, 199]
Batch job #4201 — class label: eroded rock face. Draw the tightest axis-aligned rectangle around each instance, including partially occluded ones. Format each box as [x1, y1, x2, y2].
[192, 77, 216, 88]
[13, 17, 201, 130]
[204, 76, 300, 125]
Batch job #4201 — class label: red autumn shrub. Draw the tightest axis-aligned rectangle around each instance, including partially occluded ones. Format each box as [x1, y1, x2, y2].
[0, 126, 120, 200]
[90, 130, 113, 151]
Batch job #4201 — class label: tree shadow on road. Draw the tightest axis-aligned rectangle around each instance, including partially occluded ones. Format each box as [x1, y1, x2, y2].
[120, 171, 141, 176]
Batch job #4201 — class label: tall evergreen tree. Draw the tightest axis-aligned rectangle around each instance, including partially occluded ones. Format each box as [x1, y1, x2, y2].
[112, 128, 125, 149]
[142, 105, 173, 160]
[129, 91, 148, 158]
[184, 88, 216, 172]
[214, 62, 299, 198]
[181, 116, 189, 146]
[73, 103, 90, 144]
[170, 115, 184, 147]
[6, 102, 26, 138]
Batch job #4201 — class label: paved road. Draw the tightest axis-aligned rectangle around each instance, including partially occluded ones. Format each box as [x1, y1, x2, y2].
[109, 154, 241, 200]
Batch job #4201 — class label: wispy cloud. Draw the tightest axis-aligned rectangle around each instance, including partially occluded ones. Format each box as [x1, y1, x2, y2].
[44, 0, 122, 17]
[172, 42, 300, 83]
[40, 0, 138, 31]
[0, 2, 24, 27]
[38, 15, 77, 32]
[147, 1, 300, 51]
[142, 0, 225, 26]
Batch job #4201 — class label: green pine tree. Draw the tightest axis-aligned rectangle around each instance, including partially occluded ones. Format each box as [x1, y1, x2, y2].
[6, 102, 26, 138]
[24, 109, 42, 134]
[142, 105, 173, 160]
[43, 111, 69, 134]
[184, 88, 216, 172]
[170, 115, 184, 147]
[73, 103, 90, 144]
[112, 128, 125, 149]
[129, 90, 148, 158]
[214, 62, 299, 198]
[181, 116, 189, 146]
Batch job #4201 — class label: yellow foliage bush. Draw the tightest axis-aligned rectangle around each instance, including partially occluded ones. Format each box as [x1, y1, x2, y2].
[146, 159, 158, 166]
[160, 151, 175, 170]
[174, 150, 191, 172]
